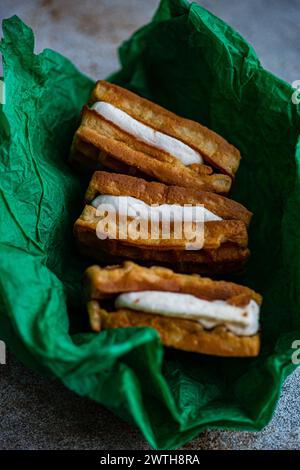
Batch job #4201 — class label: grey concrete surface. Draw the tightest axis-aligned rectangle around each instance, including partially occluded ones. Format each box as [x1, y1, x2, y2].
[0, 352, 299, 450]
[0, 0, 300, 450]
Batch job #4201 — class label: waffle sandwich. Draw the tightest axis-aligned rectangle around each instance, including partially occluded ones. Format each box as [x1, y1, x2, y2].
[84, 261, 262, 357]
[71, 81, 241, 194]
[74, 171, 252, 274]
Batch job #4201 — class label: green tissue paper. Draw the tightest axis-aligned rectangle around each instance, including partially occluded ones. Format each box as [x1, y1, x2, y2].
[0, 0, 300, 449]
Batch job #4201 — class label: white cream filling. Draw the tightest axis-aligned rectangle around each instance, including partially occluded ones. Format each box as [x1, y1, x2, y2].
[91, 101, 203, 166]
[91, 195, 222, 222]
[115, 291, 260, 336]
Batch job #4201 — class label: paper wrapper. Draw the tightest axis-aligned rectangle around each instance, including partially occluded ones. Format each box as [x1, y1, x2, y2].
[0, 0, 300, 450]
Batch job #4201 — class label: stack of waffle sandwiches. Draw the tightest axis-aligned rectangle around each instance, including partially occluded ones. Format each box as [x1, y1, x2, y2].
[72, 81, 262, 357]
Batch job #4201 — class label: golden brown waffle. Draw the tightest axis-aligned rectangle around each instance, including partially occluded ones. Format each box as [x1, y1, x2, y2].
[85, 171, 252, 225]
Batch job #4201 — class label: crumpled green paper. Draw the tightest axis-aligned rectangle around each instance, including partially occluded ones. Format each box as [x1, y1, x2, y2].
[1, 0, 300, 450]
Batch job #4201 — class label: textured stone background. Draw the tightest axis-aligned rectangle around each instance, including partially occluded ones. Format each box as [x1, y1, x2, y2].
[0, 0, 300, 450]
